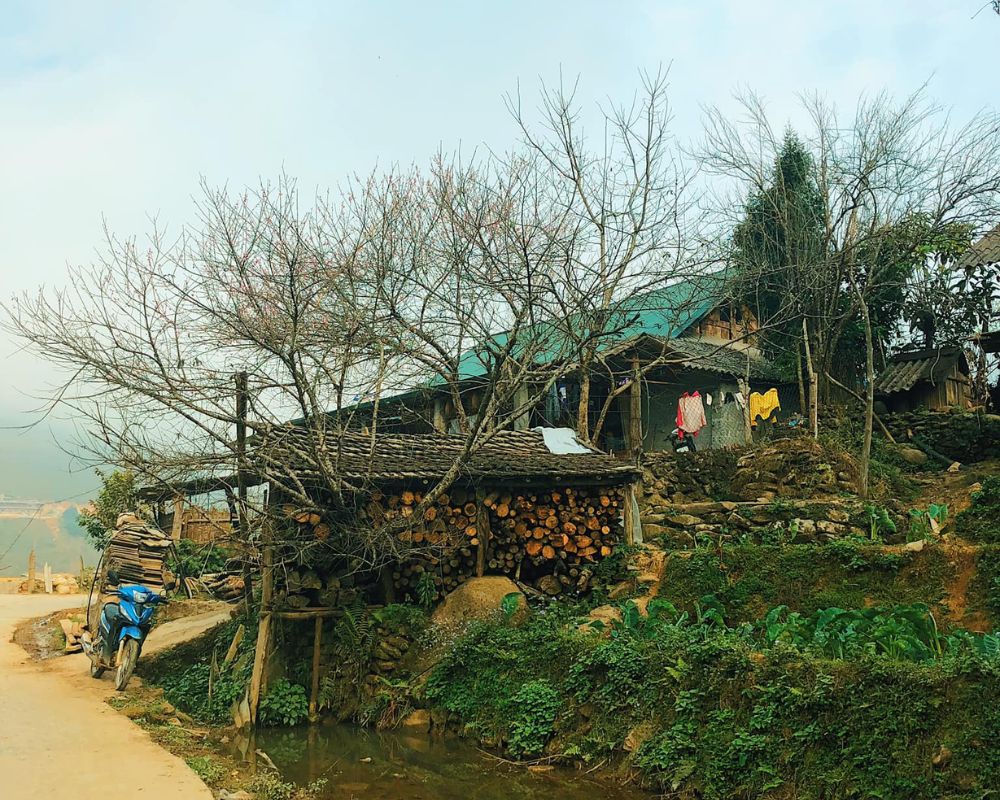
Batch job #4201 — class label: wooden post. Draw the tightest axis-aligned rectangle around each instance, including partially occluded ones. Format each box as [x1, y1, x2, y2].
[309, 616, 323, 722]
[511, 384, 531, 431]
[629, 355, 643, 458]
[247, 612, 271, 725]
[171, 497, 184, 541]
[475, 490, 491, 578]
[623, 483, 642, 545]
[249, 518, 275, 725]
[79, 556, 86, 590]
[236, 370, 254, 613]
[27, 549, 36, 593]
[432, 397, 446, 433]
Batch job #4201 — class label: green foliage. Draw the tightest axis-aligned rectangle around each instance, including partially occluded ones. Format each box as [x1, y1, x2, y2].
[426, 597, 1000, 798]
[77, 469, 150, 549]
[958, 476, 1000, 543]
[246, 773, 297, 800]
[507, 680, 561, 756]
[259, 679, 309, 727]
[149, 617, 256, 724]
[415, 571, 436, 609]
[864, 503, 897, 541]
[501, 592, 522, 621]
[168, 538, 232, 579]
[590, 544, 640, 586]
[657, 543, 947, 625]
[185, 756, 225, 785]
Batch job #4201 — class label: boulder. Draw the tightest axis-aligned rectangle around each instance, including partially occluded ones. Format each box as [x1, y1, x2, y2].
[400, 709, 431, 731]
[536, 575, 563, 596]
[897, 446, 929, 466]
[430, 576, 527, 628]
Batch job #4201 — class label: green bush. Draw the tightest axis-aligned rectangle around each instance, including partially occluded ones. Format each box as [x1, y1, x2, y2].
[169, 538, 233, 579]
[425, 603, 1000, 798]
[507, 680, 561, 756]
[957, 476, 1000, 543]
[259, 679, 309, 727]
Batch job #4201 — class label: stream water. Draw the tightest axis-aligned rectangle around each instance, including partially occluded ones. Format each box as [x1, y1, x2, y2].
[247, 724, 651, 800]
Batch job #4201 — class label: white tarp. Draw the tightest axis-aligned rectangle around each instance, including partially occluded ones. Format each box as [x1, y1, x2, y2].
[532, 426, 594, 454]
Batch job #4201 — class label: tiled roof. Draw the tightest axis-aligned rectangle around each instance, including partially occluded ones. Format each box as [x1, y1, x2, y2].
[957, 224, 1000, 269]
[876, 347, 967, 394]
[668, 337, 785, 382]
[254, 428, 638, 485]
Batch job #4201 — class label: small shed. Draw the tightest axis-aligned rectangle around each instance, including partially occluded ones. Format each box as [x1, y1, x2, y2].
[876, 347, 971, 412]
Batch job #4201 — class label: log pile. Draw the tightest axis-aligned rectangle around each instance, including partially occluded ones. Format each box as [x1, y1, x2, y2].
[274, 567, 358, 610]
[201, 572, 246, 602]
[104, 513, 172, 590]
[484, 486, 624, 570]
[60, 617, 85, 654]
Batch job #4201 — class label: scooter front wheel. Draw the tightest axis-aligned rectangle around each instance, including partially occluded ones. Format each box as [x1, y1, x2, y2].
[115, 638, 139, 691]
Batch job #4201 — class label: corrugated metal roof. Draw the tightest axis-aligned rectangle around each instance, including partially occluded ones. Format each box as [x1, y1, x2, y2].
[876, 347, 967, 394]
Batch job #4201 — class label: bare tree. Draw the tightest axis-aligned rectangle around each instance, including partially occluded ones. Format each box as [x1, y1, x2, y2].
[704, 89, 1000, 495]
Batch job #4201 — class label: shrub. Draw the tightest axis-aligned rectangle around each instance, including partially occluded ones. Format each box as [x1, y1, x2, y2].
[507, 680, 561, 756]
[259, 680, 309, 727]
[957, 476, 1000, 543]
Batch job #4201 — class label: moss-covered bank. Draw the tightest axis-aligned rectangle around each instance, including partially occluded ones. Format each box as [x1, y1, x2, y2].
[424, 611, 1000, 799]
[655, 541, 958, 626]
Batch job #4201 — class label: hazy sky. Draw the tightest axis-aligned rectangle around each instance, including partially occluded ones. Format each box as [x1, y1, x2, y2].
[1, 0, 997, 500]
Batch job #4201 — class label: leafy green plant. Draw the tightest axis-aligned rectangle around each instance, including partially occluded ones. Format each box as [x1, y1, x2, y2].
[957, 476, 1000, 542]
[78, 469, 152, 549]
[169, 538, 232, 579]
[415, 571, 437, 609]
[507, 679, 561, 756]
[501, 591, 522, 621]
[259, 679, 309, 727]
[185, 756, 225, 784]
[864, 503, 897, 541]
[246, 773, 297, 800]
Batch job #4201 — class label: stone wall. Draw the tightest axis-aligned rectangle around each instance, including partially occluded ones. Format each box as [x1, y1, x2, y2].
[884, 411, 1000, 463]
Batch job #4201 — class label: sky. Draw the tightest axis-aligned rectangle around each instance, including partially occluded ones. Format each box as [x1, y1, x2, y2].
[0, 0, 997, 502]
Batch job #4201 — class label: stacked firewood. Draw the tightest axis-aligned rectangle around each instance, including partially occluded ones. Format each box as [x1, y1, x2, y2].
[60, 618, 85, 654]
[485, 486, 623, 568]
[201, 572, 246, 602]
[274, 567, 352, 609]
[105, 513, 172, 589]
[283, 506, 331, 541]
[365, 489, 482, 598]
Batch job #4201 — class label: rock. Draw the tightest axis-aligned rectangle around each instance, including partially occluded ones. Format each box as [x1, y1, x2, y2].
[667, 514, 704, 527]
[641, 523, 668, 538]
[583, 605, 622, 629]
[827, 508, 850, 523]
[904, 540, 926, 552]
[932, 745, 952, 769]
[430, 576, 527, 628]
[897, 446, 929, 465]
[624, 720, 657, 753]
[947, 461, 962, 473]
[969, 482, 983, 496]
[400, 709, 430, 731]
[608, 580, 635, 600]
[217, 791, 253, 800]
[536, 575, 563, 596]
[359, 756, 373, 763]
[816, 520, 842, 535]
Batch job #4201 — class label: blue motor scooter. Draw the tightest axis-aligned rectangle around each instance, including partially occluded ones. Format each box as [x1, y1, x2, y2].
[82, 570, 169, 691]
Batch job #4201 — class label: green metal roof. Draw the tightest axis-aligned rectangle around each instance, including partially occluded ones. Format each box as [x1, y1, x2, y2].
[447, 276, 726, 383]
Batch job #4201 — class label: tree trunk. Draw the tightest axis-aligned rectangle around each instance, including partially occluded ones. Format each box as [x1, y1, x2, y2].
[856, 296, 875, 500]
[576, 369, 591, 443]
[801, 319, 819, 439]
[796, 338, 807, 418]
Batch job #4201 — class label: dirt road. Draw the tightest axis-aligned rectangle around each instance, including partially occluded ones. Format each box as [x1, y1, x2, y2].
[0, 594, 216, 799]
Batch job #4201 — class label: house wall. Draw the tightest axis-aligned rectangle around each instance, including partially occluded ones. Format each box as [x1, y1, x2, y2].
[881, 364, 971, 413]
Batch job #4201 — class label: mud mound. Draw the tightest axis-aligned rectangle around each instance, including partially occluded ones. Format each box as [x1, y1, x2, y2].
[730, 437, 859, 501]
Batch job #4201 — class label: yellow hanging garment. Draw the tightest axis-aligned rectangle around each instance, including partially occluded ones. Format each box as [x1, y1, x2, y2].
[749, 388, 780, 426]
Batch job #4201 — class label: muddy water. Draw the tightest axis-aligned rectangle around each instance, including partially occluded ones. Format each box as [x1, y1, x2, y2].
[251, 724, 650, 800]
